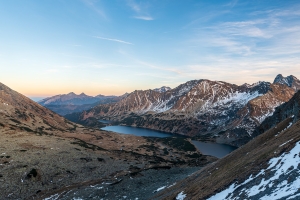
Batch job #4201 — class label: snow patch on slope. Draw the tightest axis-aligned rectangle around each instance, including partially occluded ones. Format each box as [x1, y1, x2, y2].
[208, 141, 300, 200]
[176, 191, 186, 200]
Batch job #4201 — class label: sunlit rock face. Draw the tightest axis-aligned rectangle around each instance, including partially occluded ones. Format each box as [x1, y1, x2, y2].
[76, 75, 298, 146]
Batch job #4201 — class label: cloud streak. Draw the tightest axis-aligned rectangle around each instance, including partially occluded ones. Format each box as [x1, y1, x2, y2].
[94, 36, 133, 45]
[81, 0, 106, 19]
[127, 0, 154, 20]
[133, 16, 153, 21]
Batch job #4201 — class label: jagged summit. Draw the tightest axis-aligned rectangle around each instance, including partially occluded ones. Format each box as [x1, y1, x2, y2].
[38, 92, 116, 106]
[153, 86, 171, 93]
[79, 92, 87, 96]
[273, 74, 300, 91]
[76, 75, 297, 146]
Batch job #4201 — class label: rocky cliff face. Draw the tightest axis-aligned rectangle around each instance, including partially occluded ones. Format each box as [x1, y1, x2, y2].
[273, 74, 300, 91]
[74, 75, 300, 146]
[253, 90, 300, 138]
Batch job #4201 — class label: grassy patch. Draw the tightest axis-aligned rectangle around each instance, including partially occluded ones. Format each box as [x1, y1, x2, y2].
[71, 139, 106, 151]
[138, 144, 159, 152]
[186, 153, 202, 158]
[149, 137, 196, 152]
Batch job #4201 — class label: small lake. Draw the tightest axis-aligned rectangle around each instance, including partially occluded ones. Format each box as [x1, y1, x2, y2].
[191, 141, 237, 158]
[101, 125, 237, 158]
[102, 126, 175, 138]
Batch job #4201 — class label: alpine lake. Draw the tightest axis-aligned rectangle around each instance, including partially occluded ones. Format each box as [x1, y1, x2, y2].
[100, 120, 237, 158]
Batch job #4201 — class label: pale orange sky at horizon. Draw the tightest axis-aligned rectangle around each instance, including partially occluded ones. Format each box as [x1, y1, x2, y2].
[5, 72, 299, 98]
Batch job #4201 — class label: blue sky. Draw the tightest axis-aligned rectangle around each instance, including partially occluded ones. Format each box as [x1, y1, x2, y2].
[1, 0, 300, 97]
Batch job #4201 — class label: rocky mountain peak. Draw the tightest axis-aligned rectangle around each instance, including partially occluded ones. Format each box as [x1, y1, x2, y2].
[153, 86, 171, 93]
[79, 92, 87, 96]
[273, 74, 300, 91]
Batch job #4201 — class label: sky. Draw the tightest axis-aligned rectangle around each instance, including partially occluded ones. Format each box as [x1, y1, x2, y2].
[1, 0, 300, 98]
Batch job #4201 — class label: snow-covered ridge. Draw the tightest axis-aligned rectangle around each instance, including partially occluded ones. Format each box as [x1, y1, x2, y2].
[208, 141, 300, 200]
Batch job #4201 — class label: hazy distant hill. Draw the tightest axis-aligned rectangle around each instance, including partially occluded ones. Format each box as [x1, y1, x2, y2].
[73, 74, 300, 146]
[38, 92, 123, 115]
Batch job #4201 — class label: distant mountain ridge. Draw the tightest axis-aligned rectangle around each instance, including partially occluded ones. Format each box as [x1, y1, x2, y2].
[38, 92, 118, 106]
[38, 92, 123, 115]
[71, 74, 300, 146]
[153, 86, 171, 93]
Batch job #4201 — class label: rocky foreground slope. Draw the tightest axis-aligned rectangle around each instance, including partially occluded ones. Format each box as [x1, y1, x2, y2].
[0, 82, 215, 199]
[70, 74, 300, 146]
[154, 92, 300, 199]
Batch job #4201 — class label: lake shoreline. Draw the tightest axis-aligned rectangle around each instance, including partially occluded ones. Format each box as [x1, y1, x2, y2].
[101, 123, 237, 158]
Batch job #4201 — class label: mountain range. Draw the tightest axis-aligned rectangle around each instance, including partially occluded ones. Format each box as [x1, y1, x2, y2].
[2, 75, 300, 199]
[0, 82, 209, 199]
[38, 92, 125, 116]
[69, 74, 300, 147]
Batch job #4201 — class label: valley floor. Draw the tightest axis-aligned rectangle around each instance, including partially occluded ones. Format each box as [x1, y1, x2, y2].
[44, 166, 201, 200]
[0, 126, 215, 200]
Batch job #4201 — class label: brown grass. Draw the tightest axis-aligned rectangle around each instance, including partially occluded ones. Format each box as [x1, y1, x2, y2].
[155, 117, 300, 199]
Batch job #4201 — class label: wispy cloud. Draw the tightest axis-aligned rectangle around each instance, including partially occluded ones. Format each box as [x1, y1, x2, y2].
[94, 36, 133, 45]
[187, 4, 300, 57]
[127, 0, 154, 21]
[224, 0, 239, 7]
[134, 16, 153, 21]
[81, 0, 106, 19]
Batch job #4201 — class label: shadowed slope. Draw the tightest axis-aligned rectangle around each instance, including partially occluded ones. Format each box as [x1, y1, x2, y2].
[155, 109, 300, 199]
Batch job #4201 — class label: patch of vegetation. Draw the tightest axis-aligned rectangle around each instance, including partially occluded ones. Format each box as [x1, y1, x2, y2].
[71, 139, 106, 151]
[150, 137, 197, 152]
[97, 158, 105, 162]
[10, 118, 21, 124]
[27, 168, 38, 178]
[186, 153, 202, 158]
[163, 148, 169, 155]
[21, 126, 34, 132]
[80, 157, 93, 162]
[15, 109, 29, 120]
[35, 127, 48, 136]
[138, 144, 159, 152]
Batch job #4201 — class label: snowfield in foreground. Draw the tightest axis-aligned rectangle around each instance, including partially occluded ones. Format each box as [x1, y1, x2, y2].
[208, 141, 300, 200]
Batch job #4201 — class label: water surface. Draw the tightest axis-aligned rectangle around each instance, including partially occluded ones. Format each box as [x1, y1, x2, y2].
[101, 125, 237, 158]
[192, 140, 237, 158]
[102, 125, 175, 137]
